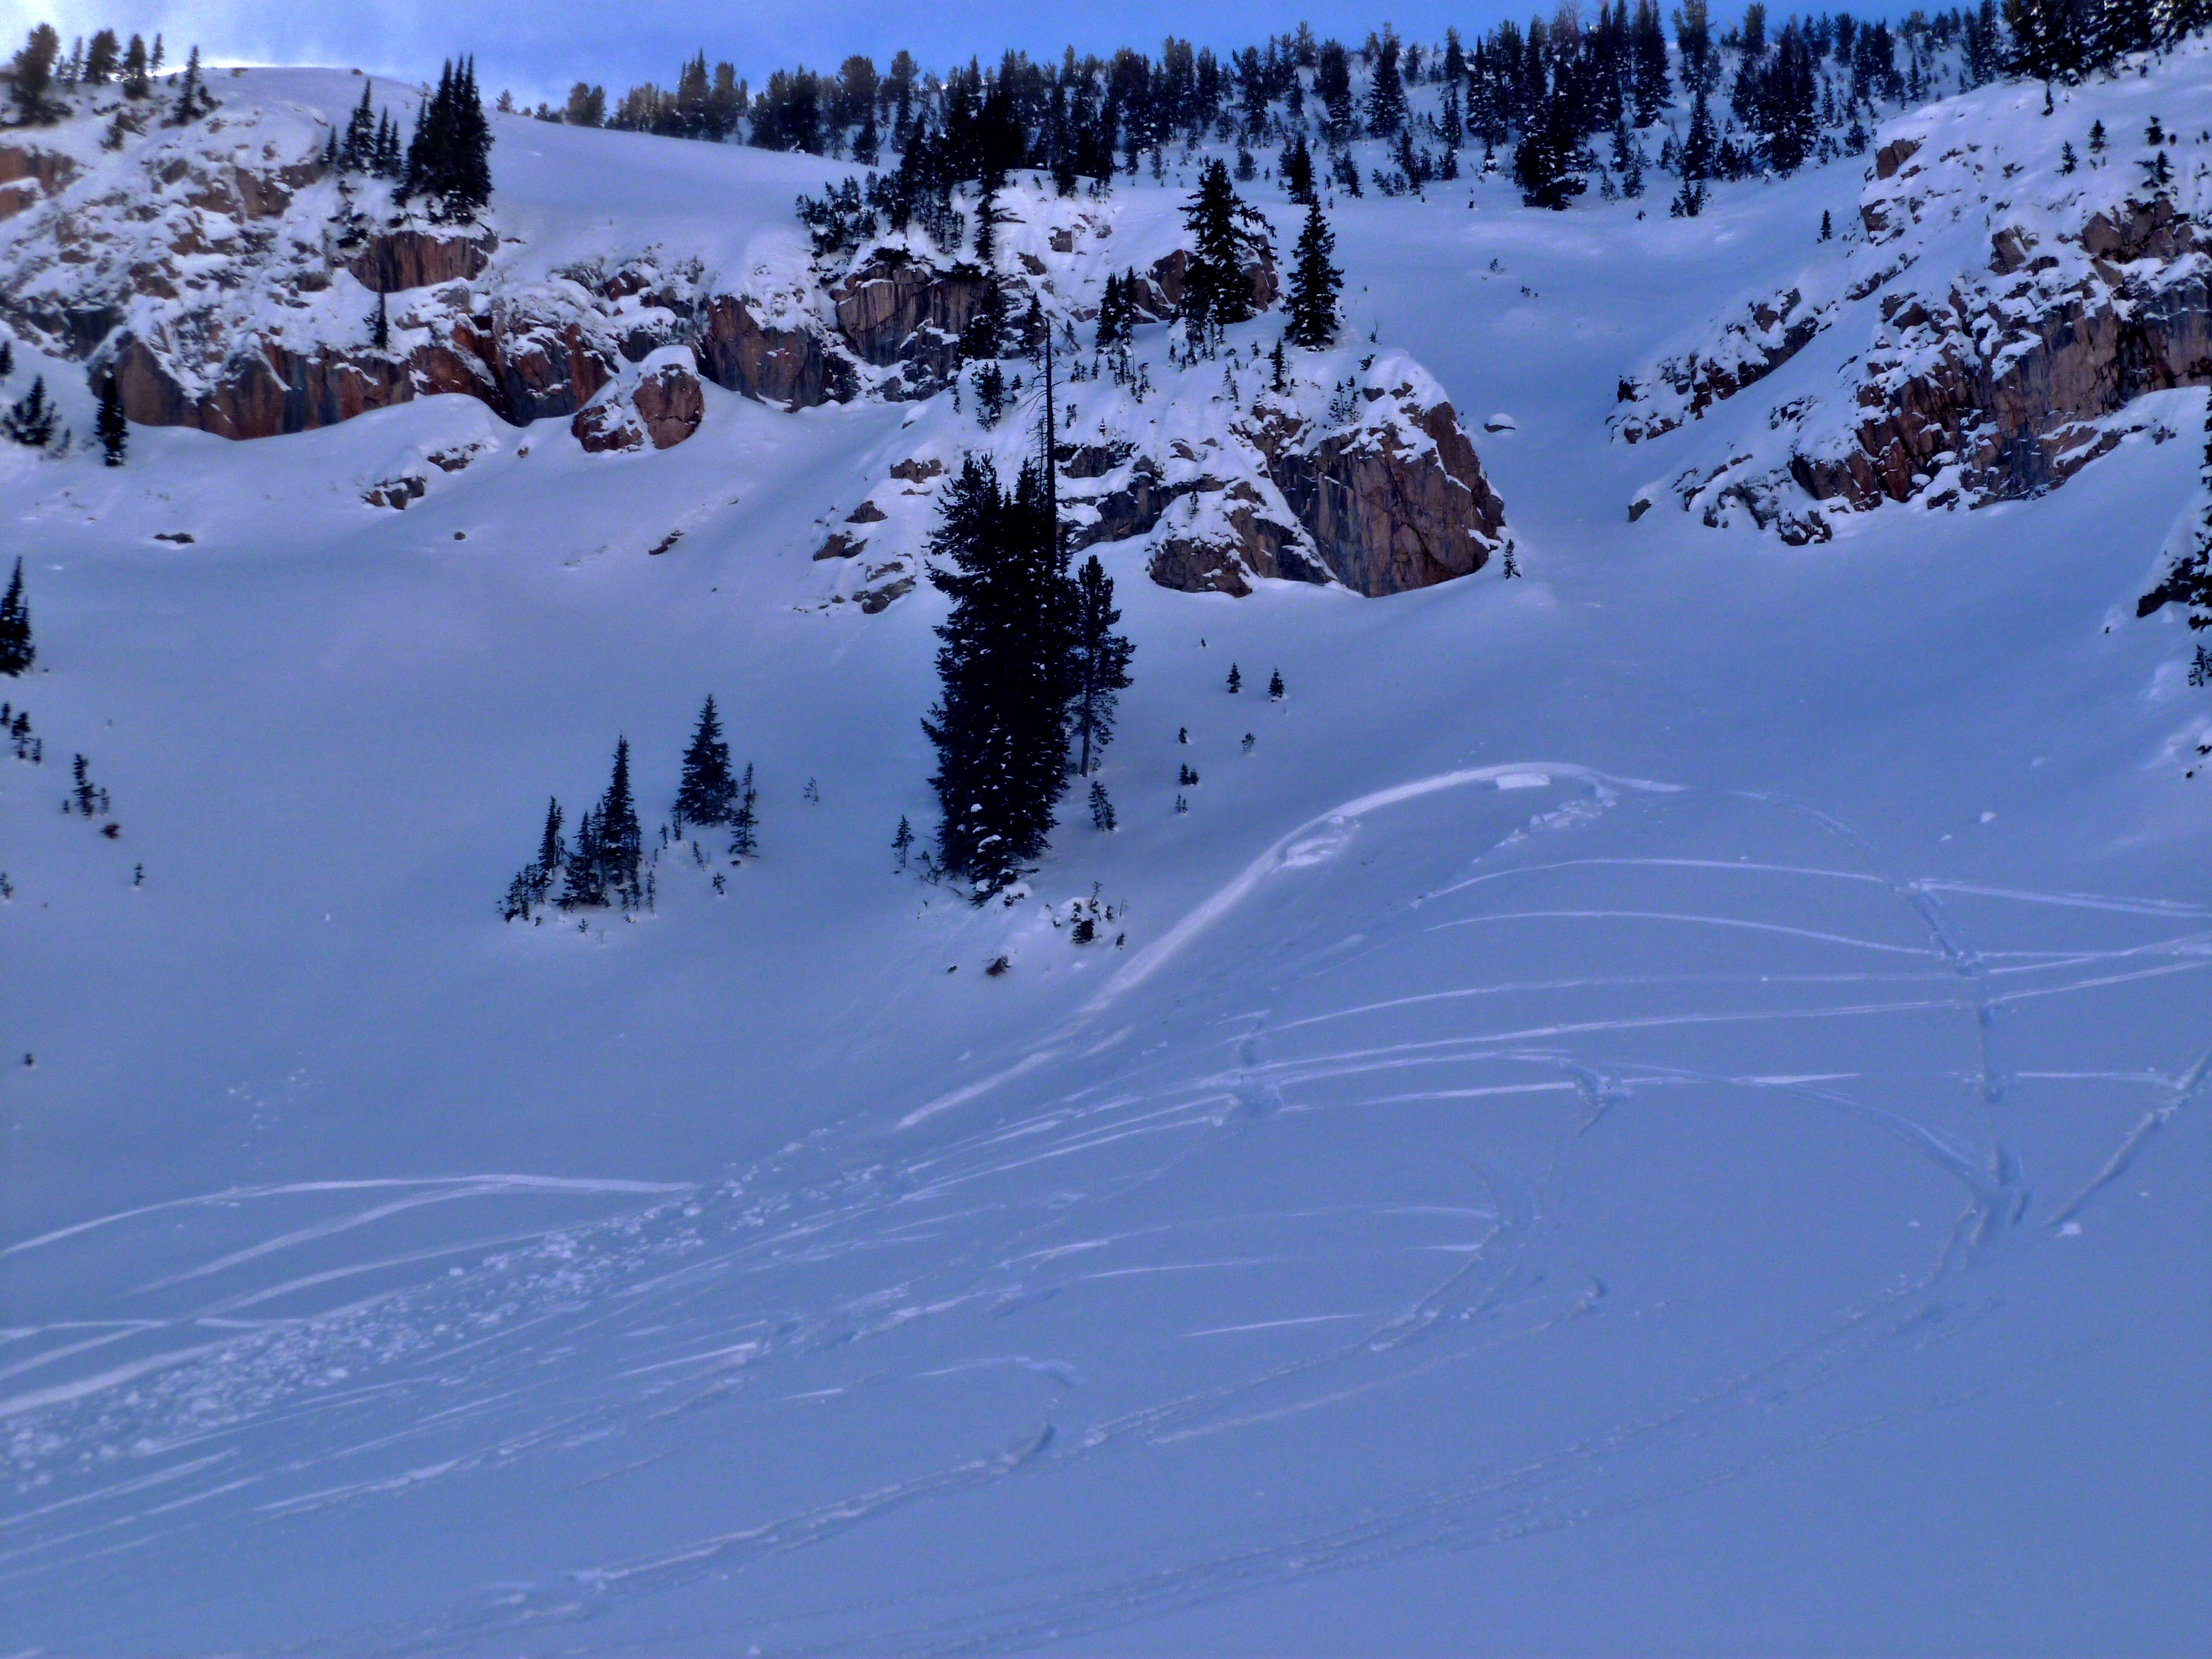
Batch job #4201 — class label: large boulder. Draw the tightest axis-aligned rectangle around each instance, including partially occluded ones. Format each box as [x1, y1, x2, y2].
[696, 294, 840, 409]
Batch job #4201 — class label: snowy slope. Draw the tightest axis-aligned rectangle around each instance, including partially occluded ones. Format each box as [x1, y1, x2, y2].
[2, 52, 2209, 1659]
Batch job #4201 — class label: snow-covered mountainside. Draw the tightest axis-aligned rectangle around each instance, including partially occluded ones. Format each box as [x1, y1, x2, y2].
[1, 33, 2208, 1659]
[1618, 33, 2212, 534]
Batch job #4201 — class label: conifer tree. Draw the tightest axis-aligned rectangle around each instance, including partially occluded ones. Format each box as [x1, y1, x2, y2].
[1284, 202, 1342, 349]
[0, 558, 33, 676]
[535, 796, 565, 880]
[367, 290, 390, 350]
[1070, 552, 1134, 776]
[341, 81, 376, 169]
[1513, 89, 1589, 211]
[729, 763, 759, 857]
[1269, 667, 1284, 699]
[8, 25, 60, 125]
[1364, 28, 1408, 135]
[1088, 779, 1116, 830]
[921, 454, 1075, 894]
[1282, 130, 1317, 205]
[96, 377, 126, 465]
[1181, 159, 1273, 332]
[1226, 662, 1242, 694]
[562, 806, 605, 907]
[892, 814, 915, 869]
[597, 736, 642, 900]
[401, 58, 494, 221]
[675, 694, 737, 826]
[3, 376, 56, 448]
[166, 45, 209, 126]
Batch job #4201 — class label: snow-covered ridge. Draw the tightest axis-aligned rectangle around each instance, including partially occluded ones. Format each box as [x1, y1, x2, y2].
[0, 66, 1506, 602]
[1614, 38, 2211, 535]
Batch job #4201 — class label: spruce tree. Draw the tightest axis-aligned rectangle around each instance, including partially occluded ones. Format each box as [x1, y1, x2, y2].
[3, 377, 56, 448]
[1284, 202, 1342, 349]
[535, 796, 565, 883]
[893, 814, 915, 869]
[1513, 89, 1589, 211]
[562, 806, 605, 907]
[0, 558, 34, 676]
[1070, 552, 1134, 776]
[728, 763, 759, 858]
[96, 378, 127, 466]
[367, 290, 389, 350]
[342, 81, 376, 169]
[166, 45, 207, 126]
[1088, 779, 1116, 831]
[921, 454, 1074, 894]
[675, 694, 737, 827]
[598, 736, 642, 901]
[1282, 131, 1316, 206]
[1226, 662, 1242, 694]
[1269, 667, 1284, 699]
[1181, 159, 1273, 332]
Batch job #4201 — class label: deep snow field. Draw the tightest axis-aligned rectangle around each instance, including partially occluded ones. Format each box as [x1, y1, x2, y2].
[2, 65, 2208, 1658]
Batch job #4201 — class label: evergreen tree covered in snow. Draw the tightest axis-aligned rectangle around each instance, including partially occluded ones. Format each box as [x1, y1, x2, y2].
[1181, 159, 1272, 332]
[728, 763, 759, 859]
[597, 736, 642, 901]
[2141, 397, 2212, 666]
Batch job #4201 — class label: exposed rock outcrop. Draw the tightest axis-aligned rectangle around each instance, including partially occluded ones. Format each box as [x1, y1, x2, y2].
[348, 227, 495, 293]
[1617, 58, 2212, 533]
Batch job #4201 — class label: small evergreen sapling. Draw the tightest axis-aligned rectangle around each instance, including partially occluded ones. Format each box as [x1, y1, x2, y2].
[1088, 780, 1116, 830]
[728, 763, 759, 859]
[1226, 663, 1241, 694]
[892, 814, 915, 868]
[1268, 668, 1284, 699]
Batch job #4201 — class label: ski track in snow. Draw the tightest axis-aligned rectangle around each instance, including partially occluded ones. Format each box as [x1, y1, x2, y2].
[3, 767, 2203, 1655]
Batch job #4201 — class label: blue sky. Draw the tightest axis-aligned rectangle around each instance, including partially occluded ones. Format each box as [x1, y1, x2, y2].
[21, 2, 1909, 106]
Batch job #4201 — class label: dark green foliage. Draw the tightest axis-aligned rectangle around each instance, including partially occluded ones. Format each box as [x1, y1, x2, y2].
[1088, 780, 1116, 831]
[0, 559, 34, 676]
[675, 694, 737, 827]
[1513, 91, 1589, 211]
[1268, 668, 1284, 699]
[893, 814, 915, 868]
[1284, 203, 1341, 349]
[4, 377, 57, 449]
[1095, 269, 1141, 349]
[96, 377, 126, 465]
[1181, 159, 1272, 332]
[597, 737, 642, 900]
[166, 45, 212, 126]
[1281, 131, 1316, 205]
[1364, 27, 1407, 135]
[9, 25, 61, 124]
[401, 58, 493, 222]
[729, 763, 759, 858]
[367, 290, 389, 350]
[922, 454, 1076, 896]
[1070, 552, 1134, 777]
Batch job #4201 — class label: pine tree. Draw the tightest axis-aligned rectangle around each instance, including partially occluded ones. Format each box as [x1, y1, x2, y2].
[674, 694, 737, 826]
[401, 58, 494, 221]
[96, 378, 127, 466]
[921, 454, 1076, 894]
[1282, 131, 1316, 205]
[1269, 668, 1284, 699]
[1284, 201, 1342, 349]
[562, 805, 605, 907]
[0, 558, 34, 676]
[1088, 779, 1116, 830]
[535, 796, 565, 882]
[1819, 210, 1834, 241]
[367, 290, 389, 350]
[1364, 28, 1408, 135]
[3, 376, 57, 448]
[597, 736, 642, 903]
[341, 81, 376, 169]
[1181, 159, 1273, 332]
[1513, 88, 1589, 211]
[166, 45, 207, 126]
[728, 763, 760, 858]
[1070, 552, 1134, 776]
[1226, 662, 1242, 694]
[892, 814, 915, 868]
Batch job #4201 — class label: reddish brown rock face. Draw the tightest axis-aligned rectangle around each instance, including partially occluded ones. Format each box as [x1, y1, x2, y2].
[630, 362, 705, 449]
[830, 255, 990, 392]
[0, 145, 79, 223]
[1272, 401, 1509, 596]
[348, 228, 496, 293]
[697, 295, 838, 409]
